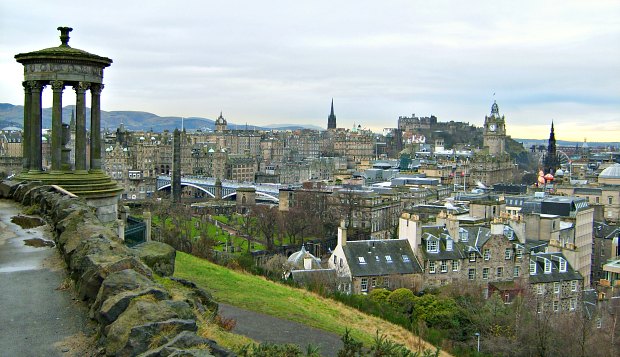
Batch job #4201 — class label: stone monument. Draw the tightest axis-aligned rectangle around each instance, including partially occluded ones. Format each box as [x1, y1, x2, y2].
[14, 27, 122, 222]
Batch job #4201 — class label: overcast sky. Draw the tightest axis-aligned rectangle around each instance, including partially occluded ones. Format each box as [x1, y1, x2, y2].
[1, 0, 619, 141]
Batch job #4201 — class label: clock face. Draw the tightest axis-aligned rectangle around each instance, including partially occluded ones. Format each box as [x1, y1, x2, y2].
[489, 123, 497, 132]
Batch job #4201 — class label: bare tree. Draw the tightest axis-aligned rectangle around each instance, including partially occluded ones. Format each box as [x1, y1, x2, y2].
[249, 205, 280, 251]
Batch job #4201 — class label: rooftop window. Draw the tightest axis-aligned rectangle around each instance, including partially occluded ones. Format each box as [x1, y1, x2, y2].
[402, 254, 410, 262]
[358, 257, 366, 264]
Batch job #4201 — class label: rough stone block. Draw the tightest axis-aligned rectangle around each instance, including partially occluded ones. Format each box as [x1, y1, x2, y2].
[131, 241, 176, 277]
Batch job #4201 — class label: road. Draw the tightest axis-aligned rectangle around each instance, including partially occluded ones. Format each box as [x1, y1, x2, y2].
[219, 303, 343, 357]
[0, 199, 94, 357]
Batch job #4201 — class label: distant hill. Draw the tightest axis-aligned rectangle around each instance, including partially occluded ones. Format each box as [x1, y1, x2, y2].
[514, 138, 620, 148]
[0, 103, 324, 132]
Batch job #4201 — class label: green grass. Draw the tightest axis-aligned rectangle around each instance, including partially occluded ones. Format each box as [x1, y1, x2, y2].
[174, 252, 450, 356]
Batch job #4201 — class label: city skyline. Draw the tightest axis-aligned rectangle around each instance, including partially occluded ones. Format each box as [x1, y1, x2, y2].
[1, 0, 619, 141]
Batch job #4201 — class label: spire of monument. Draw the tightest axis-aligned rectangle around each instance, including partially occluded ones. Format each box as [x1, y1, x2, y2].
[327, 98, 337, 129]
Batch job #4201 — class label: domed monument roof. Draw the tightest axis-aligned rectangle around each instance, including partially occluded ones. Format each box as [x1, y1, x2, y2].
[287, 245, 322, 270]
[600, 163, 620, 178]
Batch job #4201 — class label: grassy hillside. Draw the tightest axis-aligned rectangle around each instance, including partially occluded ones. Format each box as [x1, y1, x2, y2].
[173, 252, 451, 356]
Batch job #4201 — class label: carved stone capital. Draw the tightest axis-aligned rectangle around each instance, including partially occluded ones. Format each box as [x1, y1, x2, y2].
[73, 81, 90, 93]
[90, 83, 104, 95]
[22, 81, 31, 92]
[51, 80, 65, 92]
[28, 80, 45, 93]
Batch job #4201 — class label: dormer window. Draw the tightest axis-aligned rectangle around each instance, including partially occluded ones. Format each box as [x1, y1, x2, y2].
[544, 259, 552, 274]
[530, 260, 537, 275]
[459, 228, 469, 242]
[559, 258, 567, 272]
[504, 226, 515, 240]
[427, 240, 439, 253]
[358, 257, 366, 264]
[446, 238, 453, 251]
[402, 255, 410, 263]
[385, 255, 393, 263]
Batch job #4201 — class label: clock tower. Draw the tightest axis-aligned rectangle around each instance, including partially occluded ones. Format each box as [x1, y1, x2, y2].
[483, 101, 506, 155]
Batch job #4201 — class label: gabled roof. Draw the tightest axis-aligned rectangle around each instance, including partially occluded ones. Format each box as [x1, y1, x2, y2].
[528, 252, 582, 284]
[343, 239, 422, 277]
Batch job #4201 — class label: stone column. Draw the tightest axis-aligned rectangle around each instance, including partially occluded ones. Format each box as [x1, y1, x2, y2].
[143, 211, 152, 242]
[29, 81, 45, 172]
[74, 82, 89, 173]
[118, 219, 125, 241]
[21, 81, 31, 172]
[51, 80, 64, 172]
[89, 84, 103, 172]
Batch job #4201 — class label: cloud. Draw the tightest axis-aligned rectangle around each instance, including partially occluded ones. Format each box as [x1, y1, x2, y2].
[0, 0, 618, 140]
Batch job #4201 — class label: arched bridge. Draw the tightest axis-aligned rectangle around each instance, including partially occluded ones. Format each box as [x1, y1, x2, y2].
[156, 176, 282, 202]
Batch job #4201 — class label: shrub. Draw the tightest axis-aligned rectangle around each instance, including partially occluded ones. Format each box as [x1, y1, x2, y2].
[387, 288, 415, 315]
[369, 288, 390, 304]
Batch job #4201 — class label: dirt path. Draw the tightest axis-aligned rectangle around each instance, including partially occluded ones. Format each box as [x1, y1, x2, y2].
[0, 199, 96, 356]
[219, 303, 343, 357]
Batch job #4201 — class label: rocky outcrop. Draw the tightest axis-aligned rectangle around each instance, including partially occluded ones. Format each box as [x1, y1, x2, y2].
[0, 180, 233, 357]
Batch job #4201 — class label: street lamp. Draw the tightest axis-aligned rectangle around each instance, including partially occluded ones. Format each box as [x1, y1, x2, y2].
[474, 332, 480, 353]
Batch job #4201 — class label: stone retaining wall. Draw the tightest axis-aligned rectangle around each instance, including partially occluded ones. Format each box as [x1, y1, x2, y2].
[1, 180, 234, 357]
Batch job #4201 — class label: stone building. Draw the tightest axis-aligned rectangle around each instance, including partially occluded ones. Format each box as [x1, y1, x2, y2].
[328, 223, 423, 294]
[528, 251, 583, 313]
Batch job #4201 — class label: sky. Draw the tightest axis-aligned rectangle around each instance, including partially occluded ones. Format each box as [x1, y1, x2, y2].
[1, 0, 619, 141]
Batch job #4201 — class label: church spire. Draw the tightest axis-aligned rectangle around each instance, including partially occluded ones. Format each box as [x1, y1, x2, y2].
[327, 98, 337, 129]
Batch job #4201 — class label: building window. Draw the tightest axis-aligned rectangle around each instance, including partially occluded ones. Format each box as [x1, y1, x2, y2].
[530, 260, 537, 275]
[596, 196, 600, 203]
[427, 240, 438, 253]
[401, 254, 410, 262]
[429, 261, 436, 274]
[469, 252, 476, 262]
[559, 258, 567, 272]
[513, 266, 520, 277]
[358, 257, 366, 264]
[440, 260, 448, 273]
[333, 255, 337, 265]
[505, 248, 512, 260]
[554, 282, 560, 294]
[340, 258, 343, 268]
[484, 249, 491, 261]
[570, 298, 577, 311]
[609, 196, 613, 204]
[371, 277, 377, 288]
[482, 268, 490, 279]
[537, 284, 544, 295]
[497, 267, 503, 278]
[385, 255, 393, 263]
[459, 229, 469, 242]
[596, 318, 602, 328]
[361, 278, 368, 292]
[544, 259, 552, 274]
[516, 248, 523, 259]
[468, 268, 476, 280]
[384, 277, 390, 287]
[571, 280, 578, 291]
[452, 260, 459, 271]
[553, 301, 559, 312]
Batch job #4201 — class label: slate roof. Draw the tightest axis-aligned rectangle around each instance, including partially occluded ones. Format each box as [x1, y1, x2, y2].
[290, 269, 339, 285]
[594, 221, 620, 240]
[528, 252, 583, 284]
[343, 239, 422, 277]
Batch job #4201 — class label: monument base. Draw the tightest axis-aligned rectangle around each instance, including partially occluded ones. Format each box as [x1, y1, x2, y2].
[14, 170, 122, 223]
